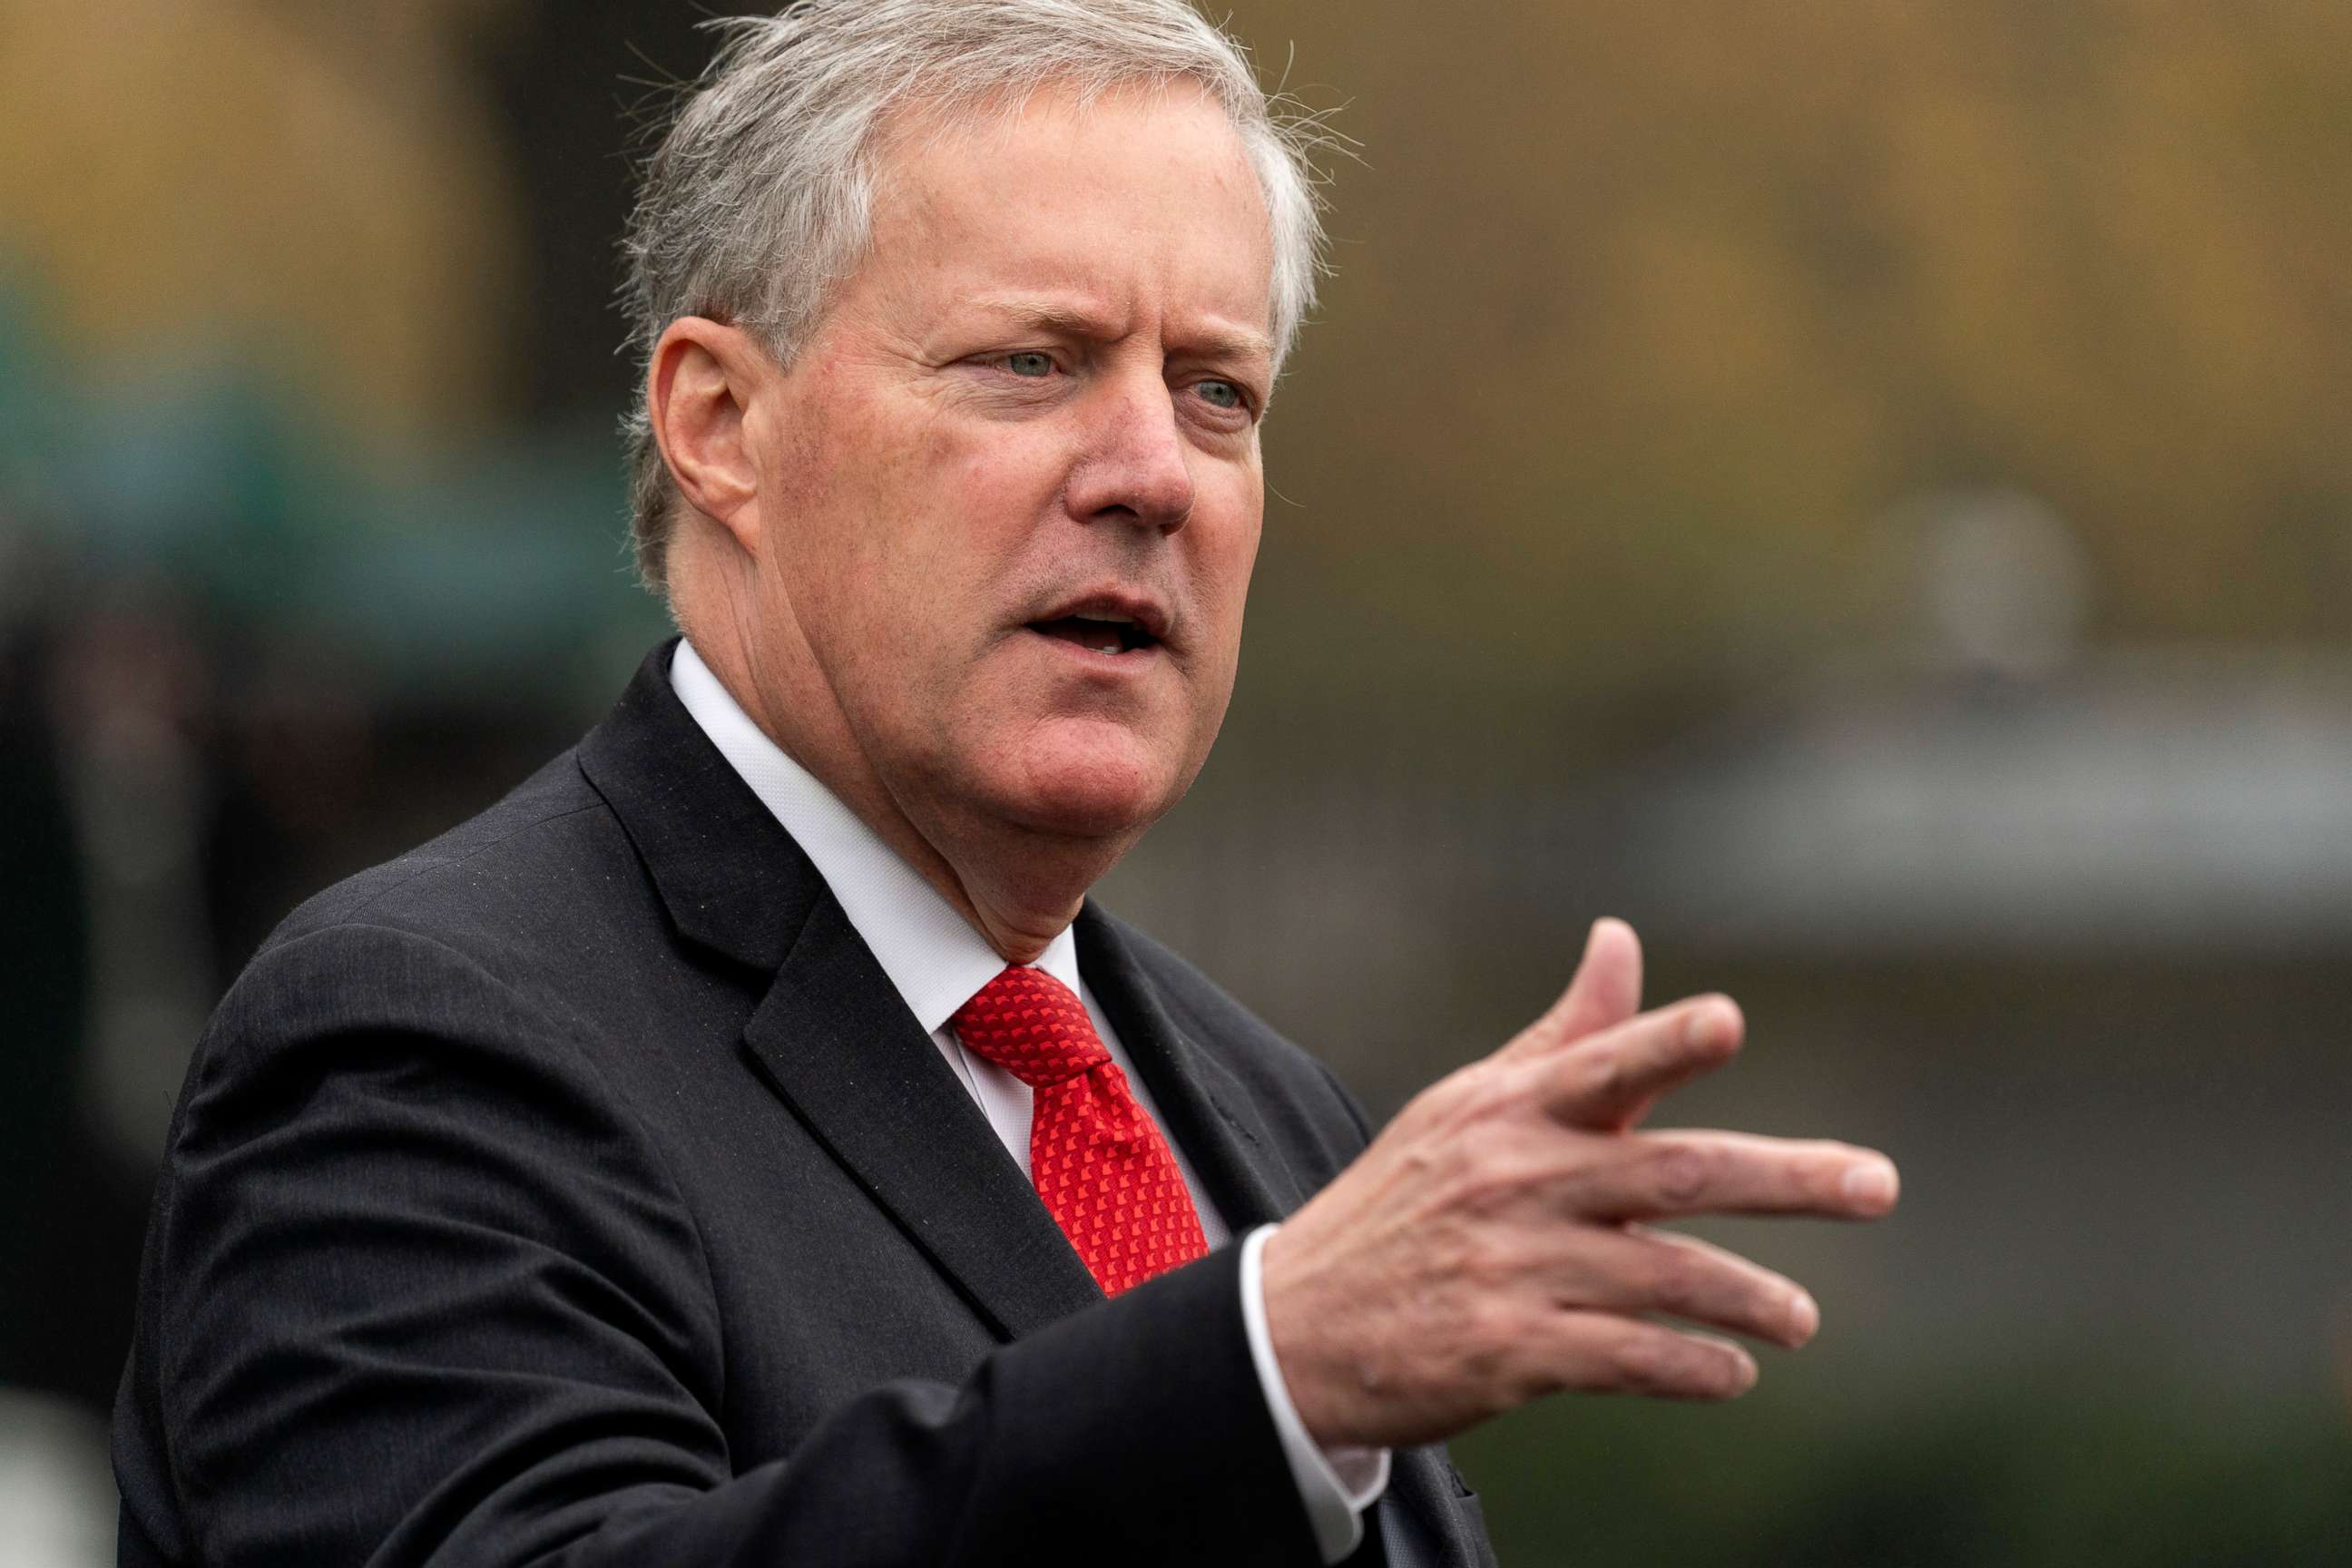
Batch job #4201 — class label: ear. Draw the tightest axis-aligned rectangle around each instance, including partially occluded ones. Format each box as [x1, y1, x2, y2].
[647, 317, 771, 554]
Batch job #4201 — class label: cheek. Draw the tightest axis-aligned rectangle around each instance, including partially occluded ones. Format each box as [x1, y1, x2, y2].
[1191, 492, 1264, 634]
[828, 428, 1056, 710]
[781, 402, 959, 627]
[948, 429, 1069, 540]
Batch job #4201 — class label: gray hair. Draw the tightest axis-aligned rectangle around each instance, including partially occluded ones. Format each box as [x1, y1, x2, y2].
[619, 0, 1333, 592]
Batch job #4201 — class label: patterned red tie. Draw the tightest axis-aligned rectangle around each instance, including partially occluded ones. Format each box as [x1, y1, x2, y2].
[949, 965, 1209, 1295]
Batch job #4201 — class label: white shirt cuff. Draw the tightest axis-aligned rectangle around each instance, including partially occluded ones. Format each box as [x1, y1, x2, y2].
[1238, 1222, 1391, 1563]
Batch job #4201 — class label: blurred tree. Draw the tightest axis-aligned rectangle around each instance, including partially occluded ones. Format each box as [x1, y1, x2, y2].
[14, 0, 2345, 698]
[1220, 0, 2352, 710]
[0, 0, 531, 453]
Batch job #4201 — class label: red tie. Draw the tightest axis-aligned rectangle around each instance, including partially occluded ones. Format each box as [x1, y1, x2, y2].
[949, 965, 1209, 1295]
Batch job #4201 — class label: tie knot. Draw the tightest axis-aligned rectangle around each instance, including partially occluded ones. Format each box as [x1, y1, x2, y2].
[949, 965, 1111, 1088]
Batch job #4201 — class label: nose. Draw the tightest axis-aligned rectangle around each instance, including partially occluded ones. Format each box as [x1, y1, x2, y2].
[1062, 373, 1196, 534]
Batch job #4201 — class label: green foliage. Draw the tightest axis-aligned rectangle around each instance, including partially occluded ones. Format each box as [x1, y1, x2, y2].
[1450, 1361, 2352, 1566]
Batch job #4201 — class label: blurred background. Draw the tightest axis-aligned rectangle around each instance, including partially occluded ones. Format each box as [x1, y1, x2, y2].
[3, 1, 2347, 1562]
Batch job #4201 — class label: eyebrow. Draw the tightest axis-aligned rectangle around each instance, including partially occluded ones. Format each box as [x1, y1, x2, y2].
[972, 297, 1275, 371]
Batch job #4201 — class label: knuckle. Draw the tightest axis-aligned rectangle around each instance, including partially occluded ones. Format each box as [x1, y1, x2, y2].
[1611, 1331, 1676, 1391]
[1428, 1058, 1522, 1128]
[1579, 1053, 1633, 1110]
[1458, 1294, 1528, 1366]
[1448, 1230, 1516, 1293]
[1512, 1340, 1572, 1402]
[1465, 1077, 1525, 1131]
[1616, 1333, 1738, 1398]
[1396, 1075, 1467, 1132]
[1651, 1143, 1713, 1207]
[1444, 1137, 1546, 1220]
[1401, 1130, 1506, 1202]
[1644, 1250, 1705, 1314]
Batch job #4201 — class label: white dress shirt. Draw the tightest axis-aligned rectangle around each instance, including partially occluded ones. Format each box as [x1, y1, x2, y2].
[670, 639, 1386, 1563]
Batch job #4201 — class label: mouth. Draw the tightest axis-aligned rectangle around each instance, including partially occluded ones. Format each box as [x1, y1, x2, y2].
[1023, 593, 1168, 658]
[1026, 614, 1158, 655]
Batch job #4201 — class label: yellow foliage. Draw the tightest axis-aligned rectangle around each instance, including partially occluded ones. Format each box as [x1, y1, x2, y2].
[0, 0, 526, 453]
[1230, 0, 2352, 684]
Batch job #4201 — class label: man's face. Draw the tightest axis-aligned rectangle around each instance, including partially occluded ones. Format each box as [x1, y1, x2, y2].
[739, 80, 1273, 852]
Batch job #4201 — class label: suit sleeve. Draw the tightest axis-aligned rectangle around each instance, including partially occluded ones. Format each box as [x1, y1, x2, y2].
[129, 923, 1320, 1567]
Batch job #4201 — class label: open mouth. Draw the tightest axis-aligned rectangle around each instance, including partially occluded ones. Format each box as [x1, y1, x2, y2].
[1026, 614, 1159, 655]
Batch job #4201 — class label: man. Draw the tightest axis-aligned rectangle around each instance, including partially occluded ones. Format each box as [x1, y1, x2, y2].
[114, 4, 1899, 1563]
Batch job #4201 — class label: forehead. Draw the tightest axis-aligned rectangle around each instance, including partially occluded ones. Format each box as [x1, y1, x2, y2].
[854, 79, 1276, 345]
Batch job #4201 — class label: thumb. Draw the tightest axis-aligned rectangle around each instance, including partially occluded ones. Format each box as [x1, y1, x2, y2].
[1503, 916, 1643, 1062]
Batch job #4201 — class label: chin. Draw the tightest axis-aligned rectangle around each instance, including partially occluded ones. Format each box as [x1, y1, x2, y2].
[1003, 729, 1192, 841]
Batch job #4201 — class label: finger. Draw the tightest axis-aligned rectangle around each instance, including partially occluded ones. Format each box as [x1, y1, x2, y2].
[1499, 917, 1643, 1063]
[1536, 1311, 1759, 1401]
[1536, 994, 1743, 1130]
[1552, 1225, 1819, 1350]
[1566, 1132, 1902, 1222]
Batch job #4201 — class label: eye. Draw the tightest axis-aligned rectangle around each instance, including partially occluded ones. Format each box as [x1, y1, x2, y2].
[1194, 378, 1246, 410]
[1002, 351, 1055, 378]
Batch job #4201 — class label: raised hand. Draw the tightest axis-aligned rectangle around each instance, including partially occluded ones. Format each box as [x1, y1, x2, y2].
[1262, 919, 1899, 1449]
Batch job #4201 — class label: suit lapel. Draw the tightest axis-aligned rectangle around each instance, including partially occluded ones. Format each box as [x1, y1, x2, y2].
[741, 890, 1104, 1340]
[576, 640, 814, 975]
[1076, 906, 1302, 1231]
[579, 642, 1102, 1341]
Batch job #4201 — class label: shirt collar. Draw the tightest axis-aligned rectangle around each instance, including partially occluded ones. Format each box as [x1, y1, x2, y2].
[668, 638, 1081, 1032]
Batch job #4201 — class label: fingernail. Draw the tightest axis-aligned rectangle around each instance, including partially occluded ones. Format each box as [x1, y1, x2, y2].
[1787, 1289, 1819, 1345]
[1730, 1348, 1759, 1394]
[1842, 1160, 1898, 1210]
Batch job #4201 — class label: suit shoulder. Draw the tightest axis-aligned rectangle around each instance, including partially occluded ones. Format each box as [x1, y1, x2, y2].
[203, 746, 681, 1077]
[257, 747, 645, 969]
[177, 743, 698, 1186]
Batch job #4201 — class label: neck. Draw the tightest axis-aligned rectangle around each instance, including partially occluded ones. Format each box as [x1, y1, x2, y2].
[676, 574, 1124, 965]
[893, 801, 1137, 964]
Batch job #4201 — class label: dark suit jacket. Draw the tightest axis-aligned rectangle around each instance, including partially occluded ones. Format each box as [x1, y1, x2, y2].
[113, 642, 1494, 1567]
